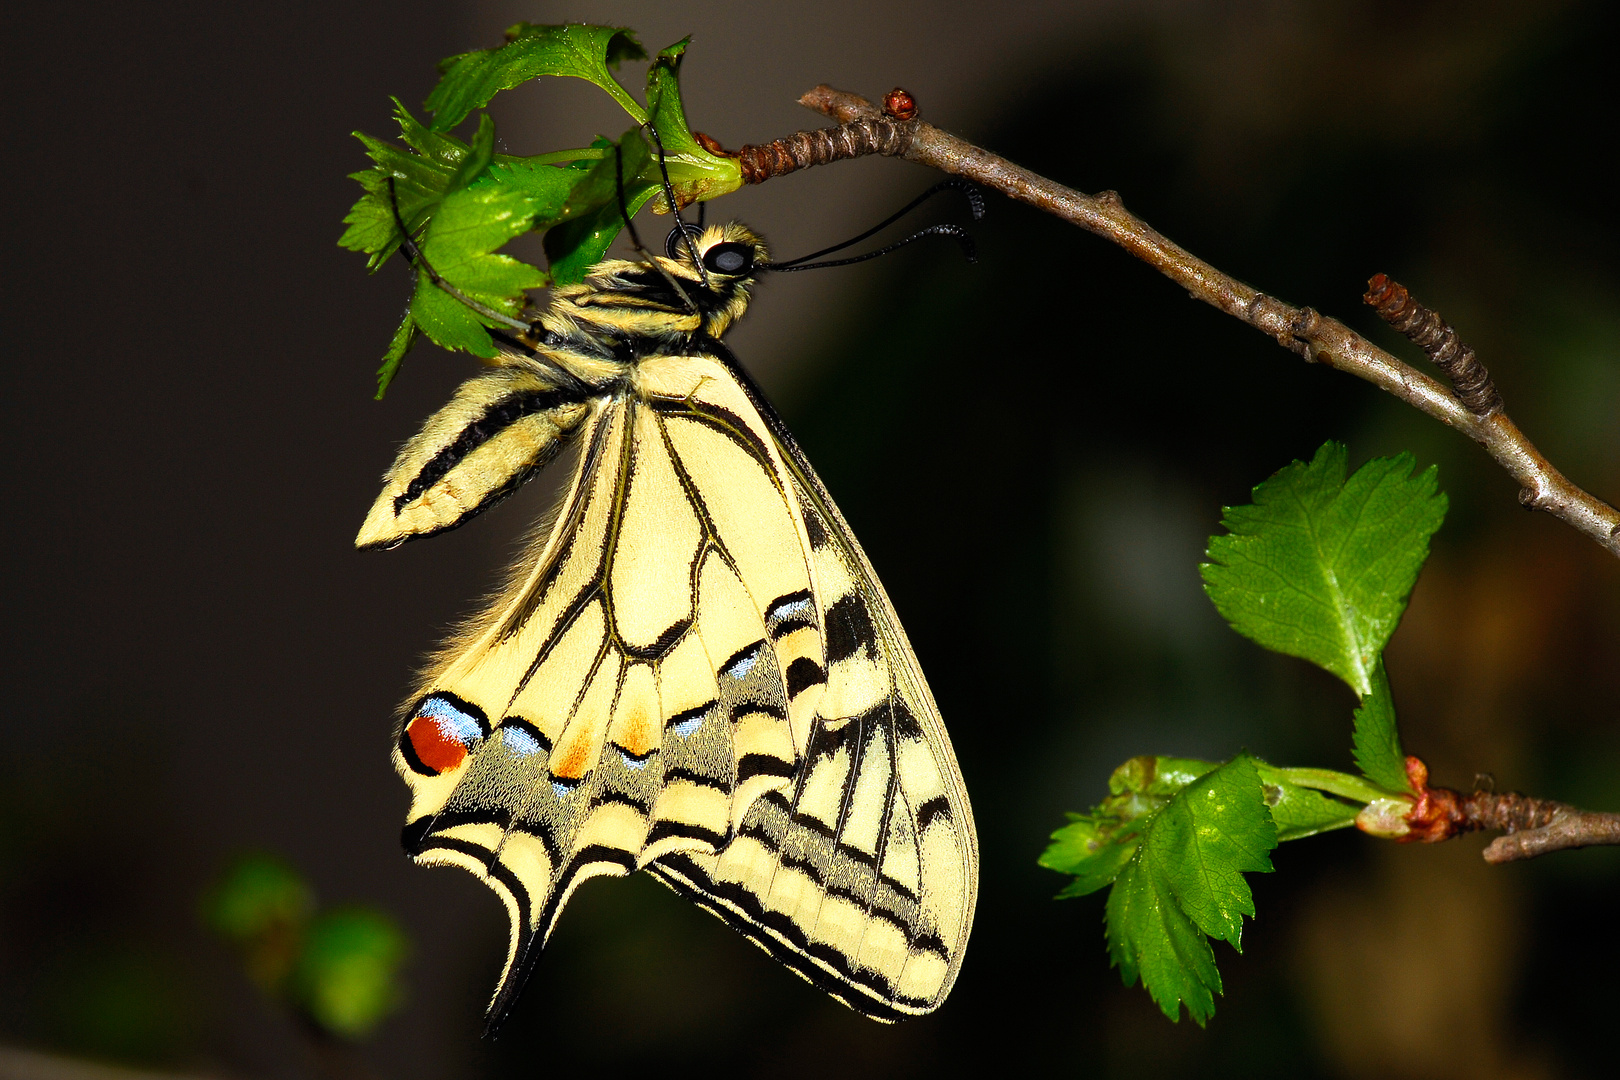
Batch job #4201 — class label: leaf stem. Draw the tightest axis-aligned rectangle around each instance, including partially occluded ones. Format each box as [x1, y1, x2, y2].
[1272, 767, 1396, 806]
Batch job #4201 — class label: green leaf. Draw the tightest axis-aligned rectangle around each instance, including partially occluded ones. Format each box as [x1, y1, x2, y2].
[538, 128, 660, 284]
[1149, 755, 1276, 947]
[1107, 854, 1223, 1024]
[427, 24, 647, 131]
[485, 155, 603, 222]
[445, 111, 496, 192]
[292, 908, 408, 1040]
[542, 187, 658, 285]
[1253, 765, 1362, 840]
[1041, 816, 1142, 898]
[1103, 755, 1277, 1024]
[1200, 442, 1447, 698]
[407, 179, 549, 356]
[373, 312, 418, 399]
[1109, 755, 1218, 799]
[1352, 659, 1410, 792]
[339, 102, 472, 268]
[390, 96, 471, 166]
[643, 38, 743, 208]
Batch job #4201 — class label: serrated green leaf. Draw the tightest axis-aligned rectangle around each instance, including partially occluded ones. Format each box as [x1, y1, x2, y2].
[405, 179, 549, 356]
[445, 112, 496, 192]
[542, 187, 658, 285]
[340, 103, 471, 268]
[1200, 442, 1447, 697]
[1041, 817, 1142, 898]
[1150, 755, 1275, 947]
[373, 312, 418, 399]
[427, 24, 647, 131]
[1107, 856, 1222, 1024]
[486, 155, 602, 223]
[1103, 755, 1277, 1024]
[1352, 659, 1409, 792]
[424, 180, 544, 275]
[390, 97, 470, 166]
[536, 129, 659, 283]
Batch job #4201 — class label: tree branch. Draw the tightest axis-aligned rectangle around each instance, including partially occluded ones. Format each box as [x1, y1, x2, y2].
[726, 85, 1620, 559]
[1377, 756, 1620, 864]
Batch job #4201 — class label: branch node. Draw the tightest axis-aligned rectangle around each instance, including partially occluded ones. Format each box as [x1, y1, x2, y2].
[1396, 756, 1620, 862]
[882, 87, 918, 121]
[1290, 306, 1324, 339]
[734, 116, 916, 184]
[1364, 274, 1503, 417]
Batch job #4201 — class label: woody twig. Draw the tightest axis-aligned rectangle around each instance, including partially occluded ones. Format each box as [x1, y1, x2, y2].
[709, 85, 1620, 559]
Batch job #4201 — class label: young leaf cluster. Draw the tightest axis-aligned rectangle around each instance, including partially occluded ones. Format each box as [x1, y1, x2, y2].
[1042, 442, 1447, 1022]
[338, 24, 742, 396]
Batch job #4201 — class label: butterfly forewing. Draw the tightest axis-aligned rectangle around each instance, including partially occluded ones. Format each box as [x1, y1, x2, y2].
[364, 224, 975, 1027]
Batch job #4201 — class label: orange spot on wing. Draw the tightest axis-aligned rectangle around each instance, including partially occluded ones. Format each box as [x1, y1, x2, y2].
[551, 738, 592, 780]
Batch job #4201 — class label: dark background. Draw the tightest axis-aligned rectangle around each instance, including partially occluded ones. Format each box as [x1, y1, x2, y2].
[5, 1, 1618, 1077]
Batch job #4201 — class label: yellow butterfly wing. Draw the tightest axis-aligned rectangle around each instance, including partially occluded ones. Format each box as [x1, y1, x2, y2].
[361, 345, 976, 1025]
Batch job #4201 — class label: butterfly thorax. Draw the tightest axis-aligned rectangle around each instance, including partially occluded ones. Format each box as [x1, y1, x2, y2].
[527, 223, 766, 381]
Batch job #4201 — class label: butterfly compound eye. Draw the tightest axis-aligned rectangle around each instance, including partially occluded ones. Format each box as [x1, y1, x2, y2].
[702, 242, 753, 275]
[401, 694, 489, 776]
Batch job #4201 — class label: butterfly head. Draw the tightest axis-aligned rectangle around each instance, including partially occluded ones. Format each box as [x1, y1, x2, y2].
[661, 221, 767, 339]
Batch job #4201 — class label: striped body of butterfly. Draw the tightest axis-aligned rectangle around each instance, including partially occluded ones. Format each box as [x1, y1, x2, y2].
[357, 222, 977, 1026]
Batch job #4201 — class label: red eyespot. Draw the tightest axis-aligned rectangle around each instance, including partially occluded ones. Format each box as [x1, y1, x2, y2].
[400, 694, 488, 776]
[405, 714, 466, 773]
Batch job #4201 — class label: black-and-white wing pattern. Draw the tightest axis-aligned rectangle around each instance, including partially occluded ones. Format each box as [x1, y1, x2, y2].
[359, 224, 976, 1027]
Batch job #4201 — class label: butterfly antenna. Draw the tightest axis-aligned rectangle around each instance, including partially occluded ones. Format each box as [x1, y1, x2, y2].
[766, 178, 984, 270]
[613, 141, 699, 314]
[767, 223, 977, 272]
[642, 121, 709, 287]
[386, 177, 532, 332]
[387, 178, 592, 393]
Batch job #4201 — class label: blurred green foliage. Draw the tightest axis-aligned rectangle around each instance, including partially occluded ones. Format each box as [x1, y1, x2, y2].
[204, 853, 407, 1040]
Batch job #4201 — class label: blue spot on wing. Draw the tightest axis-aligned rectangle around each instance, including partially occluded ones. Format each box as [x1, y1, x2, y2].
[417, 695, 487, 747]
[721, 641, 765, 681]
[501, 724, 545, 757]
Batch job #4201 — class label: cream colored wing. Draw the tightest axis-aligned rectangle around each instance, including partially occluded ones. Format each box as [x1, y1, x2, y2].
[381, 349, 975, 1027]
[355, 360, 594, 550]
[647, 354, 978, 1021]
